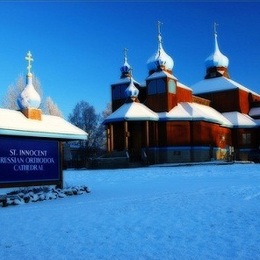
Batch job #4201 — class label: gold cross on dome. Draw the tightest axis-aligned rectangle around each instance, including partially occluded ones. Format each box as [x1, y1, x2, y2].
[25, 51, 34, 74]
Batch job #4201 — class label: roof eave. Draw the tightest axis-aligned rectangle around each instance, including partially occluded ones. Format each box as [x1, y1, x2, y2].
[0, 129, 88, 141]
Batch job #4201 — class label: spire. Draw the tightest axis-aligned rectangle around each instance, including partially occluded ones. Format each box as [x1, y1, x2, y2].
[147, 21, 174, 74]
[204, 23, 230, 79]
[17, 51, 41, 110]
[157, 21, 163, 51]
[120, 48, 132, 78]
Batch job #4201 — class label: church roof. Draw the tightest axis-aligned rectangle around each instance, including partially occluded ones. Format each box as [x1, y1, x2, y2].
[0, 109, 88, 140]
[146, 70, 177, 81]
[222, 111, 259, 128]
[192, 76, 260, 97]
[177, 82, 192, 91]
[103, 102, 159, 123]
[111, 77, 142, 87]
[159, 102, 232, 127]
[249, 107, 260, 117]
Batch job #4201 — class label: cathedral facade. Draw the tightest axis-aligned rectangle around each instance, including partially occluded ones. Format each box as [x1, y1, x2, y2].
[103, 23, 260, 164]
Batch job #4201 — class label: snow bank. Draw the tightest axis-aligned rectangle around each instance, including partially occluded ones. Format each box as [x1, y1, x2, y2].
[0, 163, 259, 259]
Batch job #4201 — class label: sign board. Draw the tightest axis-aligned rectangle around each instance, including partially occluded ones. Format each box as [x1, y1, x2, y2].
[0, 137, 61, 187]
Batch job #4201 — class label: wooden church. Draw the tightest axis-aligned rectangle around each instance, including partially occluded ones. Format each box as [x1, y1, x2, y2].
[103, 23, 260, 165]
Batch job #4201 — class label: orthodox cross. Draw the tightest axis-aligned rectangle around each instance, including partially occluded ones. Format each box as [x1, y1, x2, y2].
[123, 48, 128, 62]
[214, 22, 219, 35]
[25, 51, 34, 74]
[158, 21, 163, 36]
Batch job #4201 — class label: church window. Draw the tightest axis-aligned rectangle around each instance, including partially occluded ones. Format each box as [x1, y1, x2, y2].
[148, 81, 157, 95]
[168, 79, 176, 94]
[112, 84, 128, 100]
[157, 79, 165, 93]
[148, 79, 165, 95]
[242, 133, 251, 145]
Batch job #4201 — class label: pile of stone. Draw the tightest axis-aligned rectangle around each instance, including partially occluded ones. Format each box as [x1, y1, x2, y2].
[1, 185, 91, 207]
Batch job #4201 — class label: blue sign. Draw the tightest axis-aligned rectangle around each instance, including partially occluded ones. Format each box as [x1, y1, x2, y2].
[0, 137, 60, 184]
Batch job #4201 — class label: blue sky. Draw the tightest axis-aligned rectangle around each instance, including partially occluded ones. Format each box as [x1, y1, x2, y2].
[0, 1, 260, 119]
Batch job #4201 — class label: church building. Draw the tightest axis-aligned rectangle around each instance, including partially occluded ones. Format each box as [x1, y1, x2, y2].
[103, 22, 260, 164]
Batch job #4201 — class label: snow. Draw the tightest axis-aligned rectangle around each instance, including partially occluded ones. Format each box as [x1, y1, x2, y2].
[249, 107, 260, 117]
[0, 109, 87, 140]
[146, 70, 177, 80]
[1, 163, 260, 259]
[204, 34, 229, 69]
[103, 102, 159, 123]
[111, 77, 142, 87]
[159, 102, 232, 126]
[177, 81, 192, 91]
[146, 39, 174, 72]
[222, 111, 259, 128]
[192, 77, 260, 97]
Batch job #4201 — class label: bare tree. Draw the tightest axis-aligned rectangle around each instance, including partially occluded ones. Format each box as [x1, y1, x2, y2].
[102, 102, 112, 118]
[1, 74, 62, 117]
[44, 97, 63, 117]
[69, 101, 98, 147]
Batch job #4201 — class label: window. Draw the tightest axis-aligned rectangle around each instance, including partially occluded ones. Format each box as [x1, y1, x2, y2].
[148, 79, 165, 95]
[112, 84, 128, 100]
[148, 81, 156, 95]
[157, 79, 165, 93]
[168, 79, 176, 94]
[242, 133, 251, 145]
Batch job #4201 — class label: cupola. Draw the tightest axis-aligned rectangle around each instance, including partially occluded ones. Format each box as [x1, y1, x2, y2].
[204, 23, 230, 79]
[17, 51, 42, 120]
[125, 76, 139, 102]
[120, 48, 132, 78]
[147, 21, 174, 75]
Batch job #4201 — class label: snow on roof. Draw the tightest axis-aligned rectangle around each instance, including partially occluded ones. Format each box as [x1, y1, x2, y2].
[249, 107, 260, 117]
[0, 109, 88, 140]
[222, 112, 259, 128]
[103, 102, 159, 123]
[111, 77, 142, 86]
[159, 102, 232, 127]
[192, 77, 260, 97]
[177, 82, 192, 91]
[146, 71, 177, 81]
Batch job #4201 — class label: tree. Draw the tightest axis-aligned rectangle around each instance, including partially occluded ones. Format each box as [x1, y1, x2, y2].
[102, 102, 112, 118]
[44, 97, 63, 117]
[68, 101, 110, 156]
[69, 101, 99, 147]
[1, 74, 63, 117]
[68, 101, 111, 167]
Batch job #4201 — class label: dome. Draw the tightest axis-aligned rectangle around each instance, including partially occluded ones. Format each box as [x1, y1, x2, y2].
[120, 57, 131, 74]
[205, 32, 229, 69]
[17, 51, 41, 110]
[17, 73, 41, 109]
[120, 48, 132, 78]
[147, 34, 174, 72]
[125, 77, 139, 99]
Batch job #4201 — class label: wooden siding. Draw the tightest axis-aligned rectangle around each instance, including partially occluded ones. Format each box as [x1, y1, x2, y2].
[176, 87, 193, 103]
[145, 93, 177, 112]
[165, 121, 190, 146]
[198, 89, 240, 112]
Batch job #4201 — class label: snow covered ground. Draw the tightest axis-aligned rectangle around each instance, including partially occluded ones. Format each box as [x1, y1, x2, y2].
[1, 163, 260, 260]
